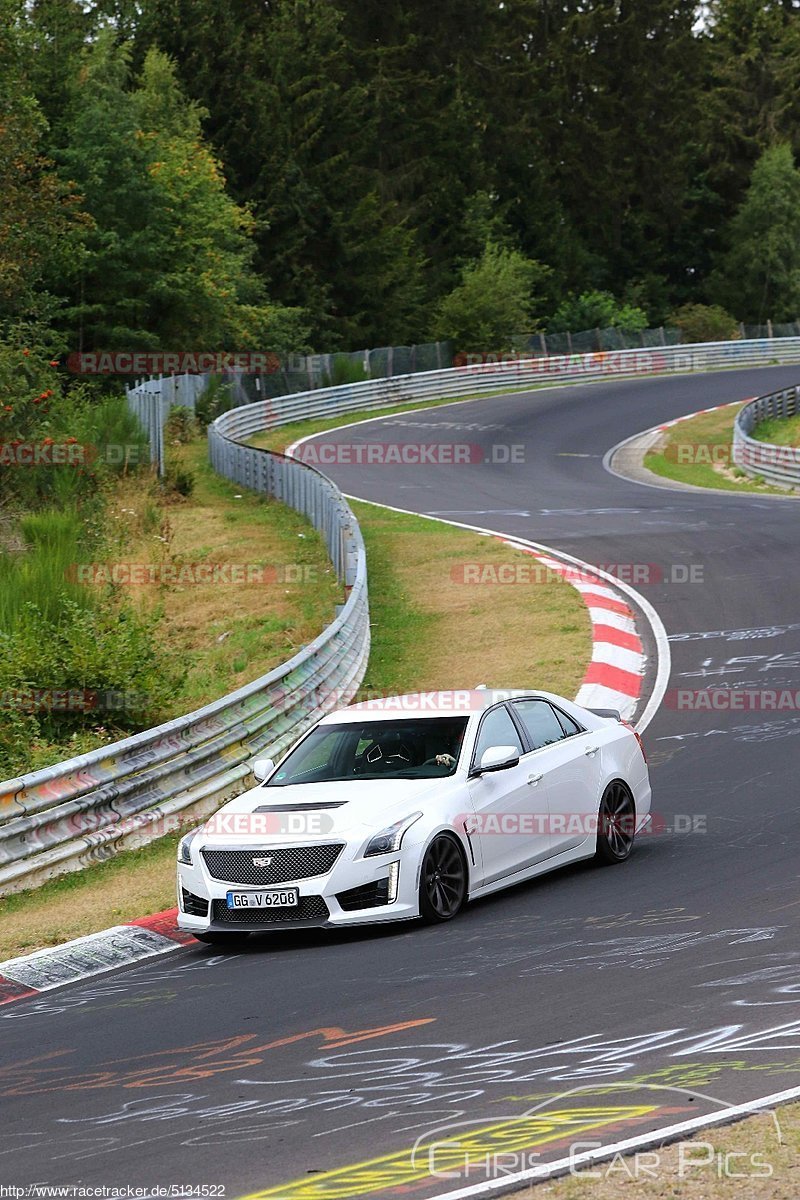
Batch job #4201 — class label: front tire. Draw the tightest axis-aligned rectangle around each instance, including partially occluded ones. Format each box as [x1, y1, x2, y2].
[595, 782, 636, 864]
[419, 834, 468, 923]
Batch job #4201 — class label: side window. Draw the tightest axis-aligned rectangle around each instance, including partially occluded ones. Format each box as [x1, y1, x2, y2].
[553, 707, 584, 738]
[474, 705, 524, 764]
[512, 700, 566, 751]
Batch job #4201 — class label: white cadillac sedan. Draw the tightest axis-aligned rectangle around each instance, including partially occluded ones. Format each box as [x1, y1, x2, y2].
[176, 689, 651, 943]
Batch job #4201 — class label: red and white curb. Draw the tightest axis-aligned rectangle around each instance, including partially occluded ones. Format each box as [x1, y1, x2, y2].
[499, 540, 644, 722]
[656, 398, 745, 431]
[0, 907, 193, 1005]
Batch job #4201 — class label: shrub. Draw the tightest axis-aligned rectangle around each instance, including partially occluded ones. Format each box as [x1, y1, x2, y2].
[0, 599, 183, 743]
[195, 375, 235, 427]
[670, 303, 739, 344]
[549, 290, 649, 333]
[158, 462, 195, 497]
[431, 242, 548, 353]
[164, 405, 200, 443]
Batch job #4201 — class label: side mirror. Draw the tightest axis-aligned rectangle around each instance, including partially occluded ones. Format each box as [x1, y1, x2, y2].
[252, 757, 275, 783]
[477, 745, 520, 774]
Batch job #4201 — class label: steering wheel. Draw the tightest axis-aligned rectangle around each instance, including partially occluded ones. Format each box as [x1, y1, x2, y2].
[355, 740, 414, 773]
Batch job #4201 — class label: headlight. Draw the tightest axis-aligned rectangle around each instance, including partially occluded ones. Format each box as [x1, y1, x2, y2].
[178, 831, 198, 865]
[364, 812, 422, 858]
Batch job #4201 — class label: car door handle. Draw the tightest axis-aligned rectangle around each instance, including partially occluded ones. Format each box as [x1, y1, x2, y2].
[527, 772, 543, 785]
[584, 746, 599, 756]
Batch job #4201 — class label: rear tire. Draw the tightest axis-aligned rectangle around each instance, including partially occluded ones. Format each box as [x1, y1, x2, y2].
[419, 834, 468, 923]
[595, 782, 636, 864]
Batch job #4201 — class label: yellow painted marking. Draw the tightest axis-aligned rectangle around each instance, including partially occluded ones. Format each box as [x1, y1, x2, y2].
[241, 1105, 658, 1200]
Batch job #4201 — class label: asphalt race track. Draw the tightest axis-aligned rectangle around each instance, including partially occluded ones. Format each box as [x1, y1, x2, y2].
[5, 365, 800, 1199]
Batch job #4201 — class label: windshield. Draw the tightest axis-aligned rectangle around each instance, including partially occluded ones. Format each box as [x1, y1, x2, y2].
[266, 718, 470, 786]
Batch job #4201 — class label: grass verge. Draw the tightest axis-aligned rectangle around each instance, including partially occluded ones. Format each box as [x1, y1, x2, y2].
[112, 437, 342, 716]
[353, 500, 588, 699]
[1, 499, 589, 959]
[644, 404, 800, 495]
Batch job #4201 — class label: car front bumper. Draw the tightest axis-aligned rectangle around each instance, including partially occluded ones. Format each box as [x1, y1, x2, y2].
[176, 840, 423, 934]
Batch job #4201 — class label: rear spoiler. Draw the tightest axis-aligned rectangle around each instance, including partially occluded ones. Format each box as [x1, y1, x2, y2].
[587, 707, 622, 721]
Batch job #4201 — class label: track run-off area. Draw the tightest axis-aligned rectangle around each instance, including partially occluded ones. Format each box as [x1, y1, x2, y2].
[4, 365, 800, 1200]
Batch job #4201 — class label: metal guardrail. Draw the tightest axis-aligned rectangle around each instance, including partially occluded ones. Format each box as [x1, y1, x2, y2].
[222, 338, 800, 433]
[733, 386, 800, 489]
[5, 335, 800, 895]
[0, 430, 370, 895]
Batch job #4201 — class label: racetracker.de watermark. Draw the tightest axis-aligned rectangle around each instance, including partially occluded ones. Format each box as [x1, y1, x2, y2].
[451, 561, 704, 585]
[666, 688, 800, 710]
[457, 812, 704, 837]
[293, 442, 525, 466]
[0, 442, 147, 467]
[665, 441, 800, 468]
[67, 351, 280, 375]
[68, 563, 320, 586]
[0, 688, 148, 714]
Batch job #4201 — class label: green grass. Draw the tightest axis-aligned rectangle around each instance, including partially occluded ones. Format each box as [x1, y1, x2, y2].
[0, 509, 91, 629]
[644, 404, 799, 495]
[751, 412, 800, 446]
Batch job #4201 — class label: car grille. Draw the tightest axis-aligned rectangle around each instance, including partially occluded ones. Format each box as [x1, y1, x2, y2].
[336, 878, 391, 912]
[201, 844, 344, 885]
[210, 896, 330, 926]
[181, 888, 209, 917]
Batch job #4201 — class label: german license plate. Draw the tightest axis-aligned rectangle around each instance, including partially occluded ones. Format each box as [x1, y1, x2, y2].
[226, 888, 299, 909]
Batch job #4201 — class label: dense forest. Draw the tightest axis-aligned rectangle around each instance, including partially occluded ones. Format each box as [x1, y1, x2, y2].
[5, 0, 800, 357]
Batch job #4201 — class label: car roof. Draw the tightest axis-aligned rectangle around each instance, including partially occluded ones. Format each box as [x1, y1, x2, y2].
[319, 689, 568, 724]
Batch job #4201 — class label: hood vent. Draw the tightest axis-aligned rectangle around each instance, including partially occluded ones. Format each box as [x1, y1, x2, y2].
[253, 801, 346, 813]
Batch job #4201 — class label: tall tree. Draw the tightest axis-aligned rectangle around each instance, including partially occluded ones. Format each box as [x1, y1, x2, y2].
[528, 0, 707, 307]
[710, 142, 800, 321]
[26, 0, 91, 149]
[703, 0, 800, 210]
[0, 0, 84, 331]
[133, 47, 283, 348]
[58, 30, 171, 350]
[135, 0, 427, 347]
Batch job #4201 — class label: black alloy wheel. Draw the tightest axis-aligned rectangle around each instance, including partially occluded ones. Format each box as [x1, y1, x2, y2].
[419, 834, 468, 922]
[595, 781, 636, 864]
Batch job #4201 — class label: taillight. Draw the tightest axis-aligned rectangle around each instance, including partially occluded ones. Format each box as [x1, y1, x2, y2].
[622, 720, 647, 763]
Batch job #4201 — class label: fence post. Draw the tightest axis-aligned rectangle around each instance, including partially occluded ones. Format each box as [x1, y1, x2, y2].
[768, 319, 774, 339]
